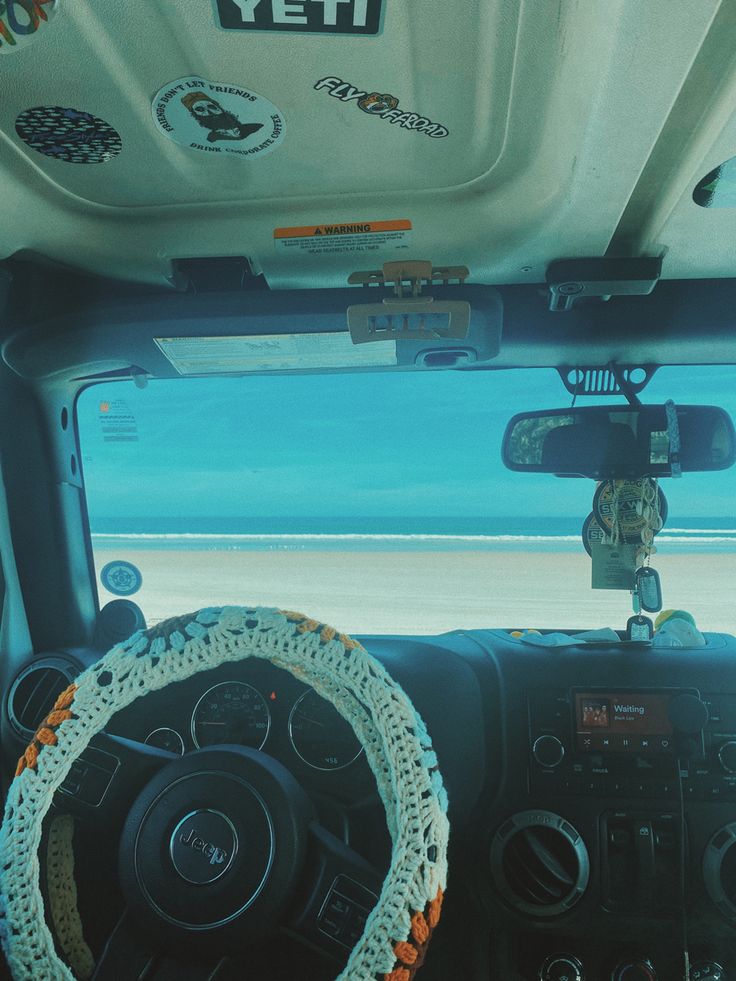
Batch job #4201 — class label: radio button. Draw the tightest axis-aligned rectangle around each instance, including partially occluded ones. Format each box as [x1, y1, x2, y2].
[533, 735, 565, 769]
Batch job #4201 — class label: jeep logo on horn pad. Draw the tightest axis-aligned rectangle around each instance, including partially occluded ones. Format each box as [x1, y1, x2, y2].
[170, 809, 238, 884]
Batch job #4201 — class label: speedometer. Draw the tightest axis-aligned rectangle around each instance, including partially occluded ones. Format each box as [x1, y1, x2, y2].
[288, 690, 363, 771]
[191, 681, 270, 750]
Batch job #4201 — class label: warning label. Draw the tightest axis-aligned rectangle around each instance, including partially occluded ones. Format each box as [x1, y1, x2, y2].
[274, 219, 411, 256]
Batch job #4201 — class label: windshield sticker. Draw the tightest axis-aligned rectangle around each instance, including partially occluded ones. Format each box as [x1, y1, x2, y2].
[15, 106, 122, 164]
[693, 157, 736, 208]
[214, 0, 383, 35]
[274, 219, 411, 256]
[99, 399, 138, 442]
[155, 333, 397, 374]
[0, 0, 56, 54]
[100, 560, 142, 597]
[151, 76, 285, 159]
[314, 77, 449, 139]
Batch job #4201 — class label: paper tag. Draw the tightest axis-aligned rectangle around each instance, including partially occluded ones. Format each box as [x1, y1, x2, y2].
[274, 219, 411, 257]
[591, 543, 637, 590]
[154, 333, 397, 375]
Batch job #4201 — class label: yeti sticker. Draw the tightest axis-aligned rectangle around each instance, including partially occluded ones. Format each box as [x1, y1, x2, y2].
[152, 76, 285, 158]
[214, 0, 383, 35]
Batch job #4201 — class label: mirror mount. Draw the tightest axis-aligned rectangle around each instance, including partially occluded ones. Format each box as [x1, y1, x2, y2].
[556, 364, 659, 404]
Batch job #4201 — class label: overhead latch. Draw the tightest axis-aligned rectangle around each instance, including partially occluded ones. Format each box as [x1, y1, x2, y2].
[546, 257, 662, 312]
[347, 261, 471, 344]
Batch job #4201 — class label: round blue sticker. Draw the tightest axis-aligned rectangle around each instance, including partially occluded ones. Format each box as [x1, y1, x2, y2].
[100, 560, 142, 597]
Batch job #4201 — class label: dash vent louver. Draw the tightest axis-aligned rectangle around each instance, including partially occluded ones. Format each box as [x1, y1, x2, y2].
[704, 822, 736, 922]
[8, 660, 75, 736]
[490, 811, 589, 917]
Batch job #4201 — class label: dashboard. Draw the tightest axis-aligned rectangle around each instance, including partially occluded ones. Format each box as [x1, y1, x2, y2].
[3, 629, 736, 981]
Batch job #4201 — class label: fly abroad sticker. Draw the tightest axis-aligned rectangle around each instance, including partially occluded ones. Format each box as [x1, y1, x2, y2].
[314, 77, 449, 139]
[151, 76, 285, 159]
[274, 219, 411, 256]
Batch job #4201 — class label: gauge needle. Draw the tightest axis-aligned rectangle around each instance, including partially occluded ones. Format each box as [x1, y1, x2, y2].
[298, 716, 326, 728]
[199, 721, 228, 725]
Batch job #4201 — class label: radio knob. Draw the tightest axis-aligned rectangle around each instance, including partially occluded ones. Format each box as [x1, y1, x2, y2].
[718, 741, 736, 774]
[533, 734, 565, 768]
[539, 952, 584, 981]
[610, 960, 657, 981]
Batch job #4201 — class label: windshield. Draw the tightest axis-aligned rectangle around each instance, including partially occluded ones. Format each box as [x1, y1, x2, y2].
[77, 366, 736, 634]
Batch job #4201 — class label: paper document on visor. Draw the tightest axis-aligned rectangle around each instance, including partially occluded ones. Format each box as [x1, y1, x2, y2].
[155, 334, 397, 375]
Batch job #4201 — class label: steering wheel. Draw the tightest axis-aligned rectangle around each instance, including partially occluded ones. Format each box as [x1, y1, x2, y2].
[0, 607, 449, 981]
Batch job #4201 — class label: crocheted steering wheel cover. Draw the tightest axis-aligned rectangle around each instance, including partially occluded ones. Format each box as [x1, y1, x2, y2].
[0, 607, 449, 981]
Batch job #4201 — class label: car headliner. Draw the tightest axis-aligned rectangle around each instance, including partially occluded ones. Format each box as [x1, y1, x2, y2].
[1, 1, 736, 379]
[1, 1, 736, 289]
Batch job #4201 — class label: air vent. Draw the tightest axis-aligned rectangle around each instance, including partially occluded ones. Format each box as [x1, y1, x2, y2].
[7, 659, 76, 736]
[704, 822, 736, 921]
[490, 811, 589, 918]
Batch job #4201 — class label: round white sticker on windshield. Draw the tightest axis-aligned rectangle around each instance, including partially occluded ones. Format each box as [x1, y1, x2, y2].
[151, 76, 285, 159]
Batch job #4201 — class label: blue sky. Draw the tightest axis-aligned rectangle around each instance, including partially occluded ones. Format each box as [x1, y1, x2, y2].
[78, 365, 736, 522]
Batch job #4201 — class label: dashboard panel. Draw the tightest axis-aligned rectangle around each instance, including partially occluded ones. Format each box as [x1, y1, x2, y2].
[106, 659, 377, 806]
[3, 628, 736, 981]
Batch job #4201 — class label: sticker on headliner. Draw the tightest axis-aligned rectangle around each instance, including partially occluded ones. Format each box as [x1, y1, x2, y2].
[274, 219, 411, 256]
[0, 0, 56, 54]
[314, 76, 449, 139]
[213, 0, 383, 35]
[155, 334, 397, 374]
[693, 156, 736, 208]
[15, 107, 122, 164]
[151, 76, 285, 158]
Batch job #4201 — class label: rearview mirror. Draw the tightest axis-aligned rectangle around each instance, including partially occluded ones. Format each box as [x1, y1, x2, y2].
[502, 404, 736, 478]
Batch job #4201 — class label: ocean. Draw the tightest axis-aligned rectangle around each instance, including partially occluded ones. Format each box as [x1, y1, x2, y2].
[89, 516, 736, 554]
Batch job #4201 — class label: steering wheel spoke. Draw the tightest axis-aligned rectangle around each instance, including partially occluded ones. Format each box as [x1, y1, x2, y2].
[92, 909, 230, 981]
[55, 731, 176, 835]
[286, 820, 383, 961]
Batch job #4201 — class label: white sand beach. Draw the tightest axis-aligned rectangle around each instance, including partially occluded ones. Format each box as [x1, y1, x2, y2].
[93, 548, 736, 636]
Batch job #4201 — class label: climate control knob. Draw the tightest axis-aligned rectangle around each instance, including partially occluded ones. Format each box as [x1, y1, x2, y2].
[539, 952, 584, 981]
[533, 734, 565, 768]
[610, 960, 657, 981]
[718, 741, 736, 774]
[689, 962, 725, 980]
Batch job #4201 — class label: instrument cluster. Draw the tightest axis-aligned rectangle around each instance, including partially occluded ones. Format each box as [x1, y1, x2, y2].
[106, 660, 371, 798]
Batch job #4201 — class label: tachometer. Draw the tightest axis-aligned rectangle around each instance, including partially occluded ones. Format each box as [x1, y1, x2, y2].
[191, 681, 270, 750]
[144, 727, 185, 755]
[288, 690, 363, 771]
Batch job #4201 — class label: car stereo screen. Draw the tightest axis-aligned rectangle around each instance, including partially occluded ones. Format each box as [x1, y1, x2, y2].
[575, 691, 674, 752]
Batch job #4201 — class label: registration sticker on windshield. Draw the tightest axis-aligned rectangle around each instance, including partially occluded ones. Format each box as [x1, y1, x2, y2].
[274, 220, 411, 257]
[151, 76, 285, 159]
[155, 334, 397, 374]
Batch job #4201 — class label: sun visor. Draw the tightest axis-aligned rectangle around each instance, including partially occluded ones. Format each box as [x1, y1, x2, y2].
[153, 285, 501, 376]
[2, 284, 502, 381]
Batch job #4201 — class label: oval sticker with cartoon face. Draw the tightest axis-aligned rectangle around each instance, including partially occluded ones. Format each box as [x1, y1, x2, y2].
[151, 76, 285, 159]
